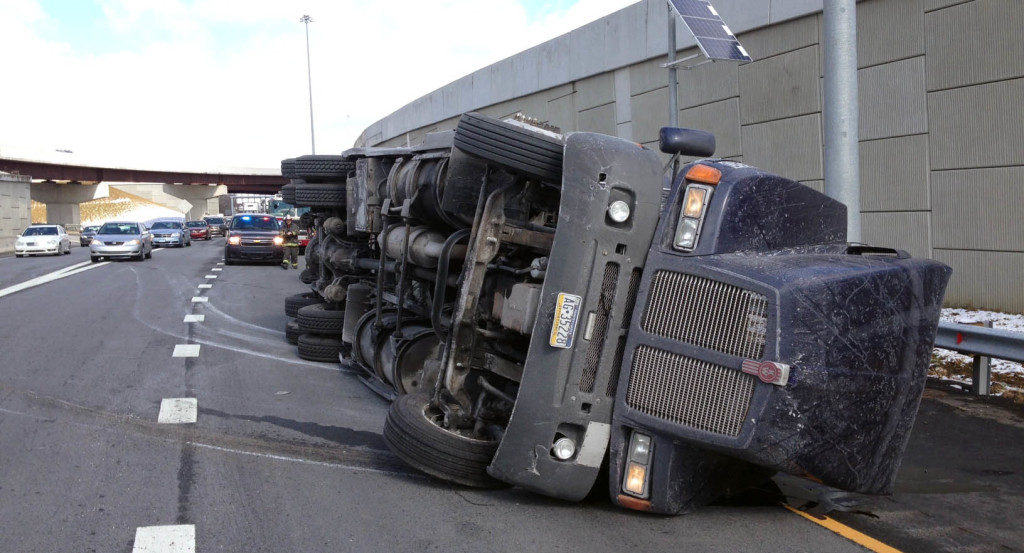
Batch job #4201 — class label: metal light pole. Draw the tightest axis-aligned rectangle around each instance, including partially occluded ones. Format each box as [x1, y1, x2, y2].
[823, 0, 861, 242]
[300, 14, 316, 154]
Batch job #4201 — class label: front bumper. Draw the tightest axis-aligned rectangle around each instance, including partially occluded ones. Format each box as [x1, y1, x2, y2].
[153, 235, 184, 246]
[92, 244, 144, 258]
[16, 243, 61, 255]
[224, 244, 283, 261]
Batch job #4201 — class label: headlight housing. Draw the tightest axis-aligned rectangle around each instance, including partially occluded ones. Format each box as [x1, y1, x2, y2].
[228, 236, 241, 245]
[125, 239, 140, 246]
[673, 183, 714, 252]
[273, 236, 284, 246]
[91, 239, 104, 246]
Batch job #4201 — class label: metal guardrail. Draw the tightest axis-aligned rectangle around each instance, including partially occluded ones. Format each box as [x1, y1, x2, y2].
[935, 321, 1024, 364]
[934, 321, 1024, 396]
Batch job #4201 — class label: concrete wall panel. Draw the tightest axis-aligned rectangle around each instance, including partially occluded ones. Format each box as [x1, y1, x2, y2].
[861, 211, 932, 259]
[547, 93, 577, 135]
[858, 57, 928, 140]
[934, 249, 1024, 312]
[859, 134, 930, 212]
[677, 50, 740, 109]
[678, 99, 742, 158]
[631, 87, 670, 145]
[924, 0, 971, 12]
[578, 103, 617, 136]
[928, 78, 1024, 170]
[576, 73, 615, 112]
[739, 46, 820, 125]
[931, 167, 1024, 251]
[925, 0, 1024, 91]
[739, 15, 817, 60]
[630, 57, 672, 98]
[857, 0, 925, 68]
[741, 114, 823, 182]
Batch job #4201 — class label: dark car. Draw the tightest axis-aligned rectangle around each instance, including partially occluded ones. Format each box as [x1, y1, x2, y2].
[186, 220, 211, 240]
[79, 225, 101, 247]
[224, 214, 282, 265]
[203, 216, 228, 237]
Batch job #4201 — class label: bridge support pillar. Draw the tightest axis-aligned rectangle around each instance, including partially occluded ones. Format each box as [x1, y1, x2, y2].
[1, 172, 33, 256]
[30, 182, 110, 227]
[163, 184, 229, 219]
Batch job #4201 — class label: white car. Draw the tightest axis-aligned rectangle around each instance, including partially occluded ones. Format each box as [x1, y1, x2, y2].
[15, 224, 72, 257]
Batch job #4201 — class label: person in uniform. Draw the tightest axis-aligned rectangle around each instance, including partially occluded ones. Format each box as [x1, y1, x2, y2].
[280, 215, 300, 269]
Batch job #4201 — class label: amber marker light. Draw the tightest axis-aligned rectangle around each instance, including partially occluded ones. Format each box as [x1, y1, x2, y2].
[684, 163, 722, 185]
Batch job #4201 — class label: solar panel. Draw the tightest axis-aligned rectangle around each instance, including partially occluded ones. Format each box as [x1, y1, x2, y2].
[668, 0, 751, 62]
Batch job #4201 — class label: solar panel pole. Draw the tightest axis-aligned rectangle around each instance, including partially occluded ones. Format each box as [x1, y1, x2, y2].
[823, 0, 861, 242]
[667, 3, 680, 179]
[300, 15, 316, 155]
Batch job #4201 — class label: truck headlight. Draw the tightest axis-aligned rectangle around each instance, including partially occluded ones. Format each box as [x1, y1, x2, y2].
[673, 184, 713, 252]
[228, 236, 241, 245]
[551, 437, 576, 461]
[273, 236, 284, 246]
[607, 200, 631, 223]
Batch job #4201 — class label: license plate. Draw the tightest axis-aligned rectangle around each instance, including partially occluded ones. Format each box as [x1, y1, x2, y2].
[549, 292, 583, 349]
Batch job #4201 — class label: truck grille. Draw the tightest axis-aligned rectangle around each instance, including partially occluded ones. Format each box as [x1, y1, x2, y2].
[626, 346, 754, 436]
[642, 271, 768, 359]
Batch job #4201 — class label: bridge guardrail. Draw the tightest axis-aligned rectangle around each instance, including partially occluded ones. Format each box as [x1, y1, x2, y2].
[934, 321, 1024, 396]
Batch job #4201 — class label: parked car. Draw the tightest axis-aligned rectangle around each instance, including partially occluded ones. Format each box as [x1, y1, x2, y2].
[79, 225, 101, 247]
[15, 224, 71, 256]
[149, 220, 191, 247]
[223, 214, 283, 265]
[186, 220, 211, 240]
[203, 216, 228, 237]
[90, 221, 152, 262]
[281, 112, 952, 515]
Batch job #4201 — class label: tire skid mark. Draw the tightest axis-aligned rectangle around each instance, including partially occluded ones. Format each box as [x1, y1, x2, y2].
[7, 386, 412, 476]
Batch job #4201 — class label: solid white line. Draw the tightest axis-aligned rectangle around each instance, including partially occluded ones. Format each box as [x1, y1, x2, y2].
[0, 260, 108, 298]
[133, 525, 195, 553]
[183, 314, 204, 323]
[189, 442, 416, 477]
[191, 297, 208, 303]
[172, 344, 201, 357]
[158, 398, 197, 424]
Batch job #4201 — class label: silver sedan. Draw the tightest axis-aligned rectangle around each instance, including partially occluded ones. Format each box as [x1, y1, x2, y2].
[89, 221, 153, 262]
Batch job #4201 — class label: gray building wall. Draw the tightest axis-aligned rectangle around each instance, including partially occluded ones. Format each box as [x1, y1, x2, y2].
[0, 172, 32, 256]
[360, 0, 1024, 313]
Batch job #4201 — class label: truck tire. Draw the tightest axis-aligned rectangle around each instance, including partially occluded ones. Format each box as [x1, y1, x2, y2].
[383, 393, 504, 488]
[281, 158, 297, 178]
[285, 291, 322, 318]
[297, 334, 344, 362]
[295, 182, 347, 208]
[281, 181, 298, 204]
[285, 319, 302, 345]
[297, 302, 346, 335]
[453, 112, 564, 184]
[293, 155, 355, 181]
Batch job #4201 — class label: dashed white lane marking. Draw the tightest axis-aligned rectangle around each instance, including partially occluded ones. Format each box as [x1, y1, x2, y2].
[0, 260, 109, 298]
[132, 525, 195, 553]
[183, 314, 205, 323]
[191, 296, 209, 303]
[172, 344, 201, 357]
[211, 268, 223, 272]
[158, 398, 198, 424]
[204, 275, 217, 279]
[197, 284, 213, 289]
[216, 262, 224, 265]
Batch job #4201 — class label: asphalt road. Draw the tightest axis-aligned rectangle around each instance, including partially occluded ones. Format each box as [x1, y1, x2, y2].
[0, 240, 1021, 553]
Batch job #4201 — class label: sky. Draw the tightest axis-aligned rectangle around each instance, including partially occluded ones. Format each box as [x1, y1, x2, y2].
[0, 0, 638, 172]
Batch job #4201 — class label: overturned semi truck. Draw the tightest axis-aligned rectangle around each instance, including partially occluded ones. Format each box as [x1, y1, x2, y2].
[280, 112, 951, 514]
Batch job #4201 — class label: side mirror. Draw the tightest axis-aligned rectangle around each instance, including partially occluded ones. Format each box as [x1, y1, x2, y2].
[659, 127, 716, 158]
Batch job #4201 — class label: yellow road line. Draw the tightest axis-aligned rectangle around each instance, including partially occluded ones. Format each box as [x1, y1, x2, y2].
[783, 504, 904, 553]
